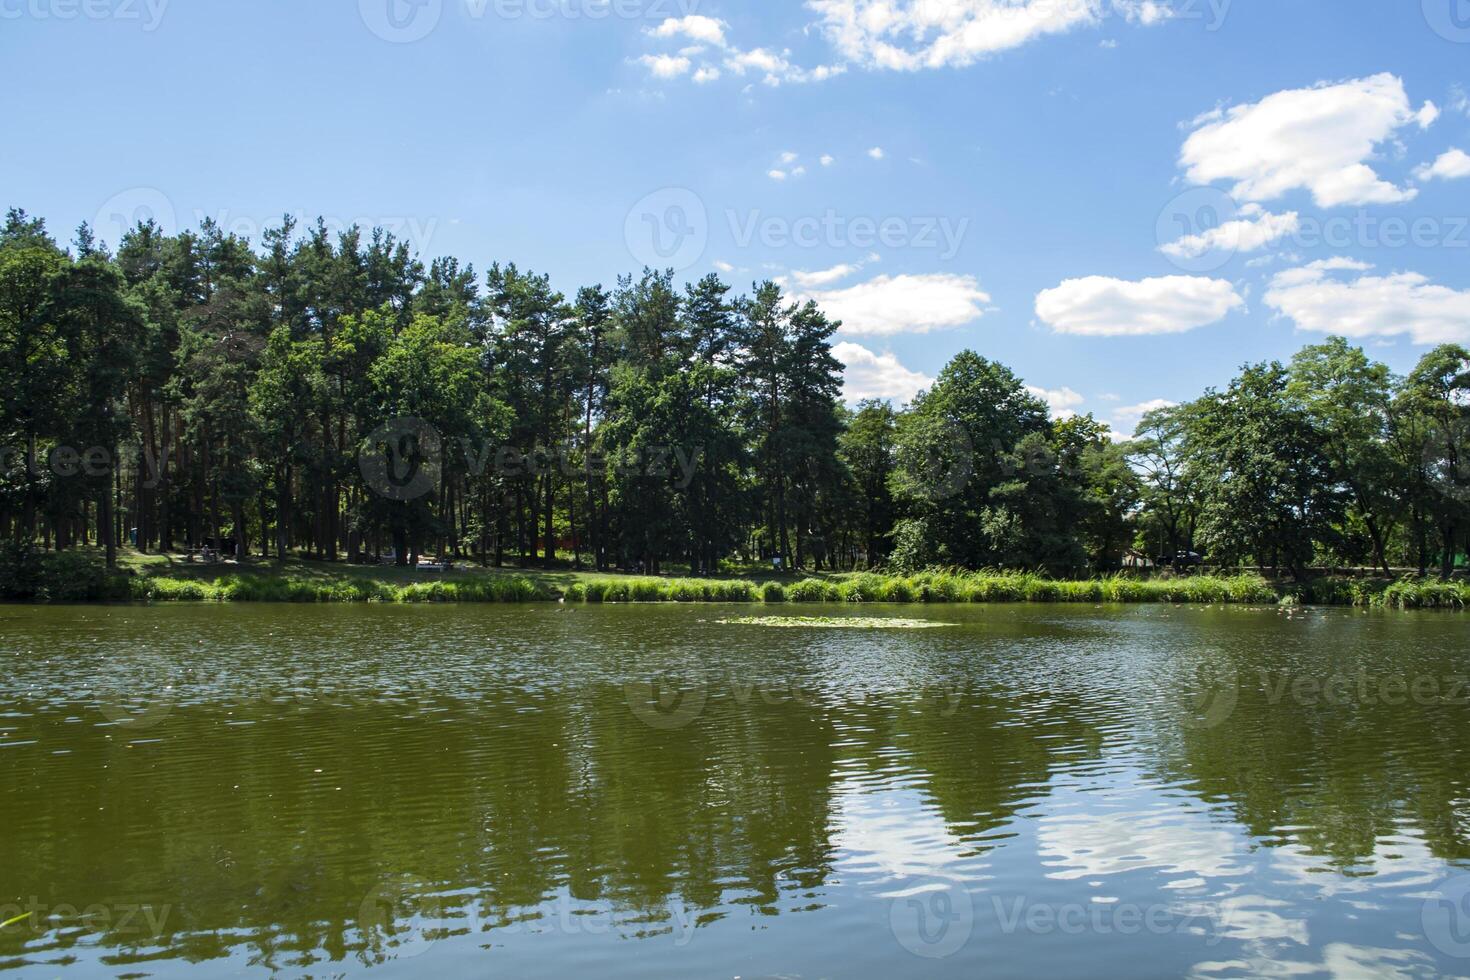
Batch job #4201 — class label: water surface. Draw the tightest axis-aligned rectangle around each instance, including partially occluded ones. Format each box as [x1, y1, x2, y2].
[2, 603, 1468, 977]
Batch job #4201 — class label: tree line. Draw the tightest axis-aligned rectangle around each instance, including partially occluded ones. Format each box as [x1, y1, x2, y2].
[1, 207, 1466, 579]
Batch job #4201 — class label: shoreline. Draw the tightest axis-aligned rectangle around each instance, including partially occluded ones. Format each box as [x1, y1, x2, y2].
[6, 553, 1465, 610]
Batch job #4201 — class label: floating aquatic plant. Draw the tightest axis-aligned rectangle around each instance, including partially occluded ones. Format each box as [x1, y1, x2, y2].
[715, 616, 954, 630]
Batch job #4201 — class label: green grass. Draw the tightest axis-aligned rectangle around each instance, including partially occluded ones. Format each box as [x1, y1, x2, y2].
[5, 548, 1467, 610]
[561, 570, 1284, 606]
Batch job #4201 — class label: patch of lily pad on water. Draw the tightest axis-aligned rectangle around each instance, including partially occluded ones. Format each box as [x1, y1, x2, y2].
[716, 616, 955, 630]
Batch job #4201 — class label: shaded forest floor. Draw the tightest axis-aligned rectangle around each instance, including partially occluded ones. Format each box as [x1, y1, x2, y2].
[114, 549, 837, 591]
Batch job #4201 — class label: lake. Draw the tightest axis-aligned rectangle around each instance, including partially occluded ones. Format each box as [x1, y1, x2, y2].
[1, 603, 1468, 977]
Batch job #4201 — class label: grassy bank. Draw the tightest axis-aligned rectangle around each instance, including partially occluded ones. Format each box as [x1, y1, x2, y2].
[4, 549, 1467, 609]
[561, 570, 1287, 605]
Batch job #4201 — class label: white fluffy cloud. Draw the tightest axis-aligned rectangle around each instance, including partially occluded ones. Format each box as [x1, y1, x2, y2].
[806, 0, 1167, 71]
[792, 262, 862, 288]
[636, 53, 691, 79]
[1110, 398, 1178, 436]
[726, 47, 789, 75]
[1415, 148, 1470, 182]
[821, 154, 836, 166]
[1159, 205, 1300, 260]
[1264, 259, 1470, 345]
[1035, 275, 1243, 336]
[648, 15, 729, 47]
[867, 146, 886, 160]
[806, 272, 991, 336]
[1180, 73, 1434, 207]
[1026, 385, 1085, 419]
[642, 18, 844, 85]
[834, 342, 933, 403]
[642, 1, 1171, 84]
[722, 47, 845, 86]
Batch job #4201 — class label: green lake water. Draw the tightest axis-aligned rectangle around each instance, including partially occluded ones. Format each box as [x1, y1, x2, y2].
[2, 603, 1469, 977]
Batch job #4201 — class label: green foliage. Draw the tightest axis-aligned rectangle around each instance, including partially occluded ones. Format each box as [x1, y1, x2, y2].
[0, 542, 43, 600]
[1187, 363, 1345, 577]
[5, 556, 1459, 611]
[133, 577, 210, 602]
[5, 203, 1470, 591]
[836, 573, 886, 602]
[0, 548, 134, 601]
[1381, 577, 1468, 610]
[37, 550, 107, 601]
[787, 578, 839, 602]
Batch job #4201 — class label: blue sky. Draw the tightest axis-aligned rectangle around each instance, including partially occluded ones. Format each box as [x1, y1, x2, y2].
[3, 0, 1469, 432]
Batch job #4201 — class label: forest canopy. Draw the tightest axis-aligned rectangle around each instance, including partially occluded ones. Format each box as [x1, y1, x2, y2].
[2, 207, 1467, 580]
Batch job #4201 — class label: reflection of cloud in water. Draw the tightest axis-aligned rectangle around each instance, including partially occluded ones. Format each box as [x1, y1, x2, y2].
[834, 782, 983, 884]
[1037, 783, 1245, 882]
[1191, 942, 1451, 979]
[1266, 829, 1446, 901]
[1210, 895, 1310, 946]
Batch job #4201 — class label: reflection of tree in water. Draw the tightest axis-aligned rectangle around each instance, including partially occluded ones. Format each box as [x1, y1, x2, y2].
[834, 688, 1109, 849]
[0, 686, 843, 971]
[1148, 618, 1470, 869]
[8, 606, 1470, 971]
